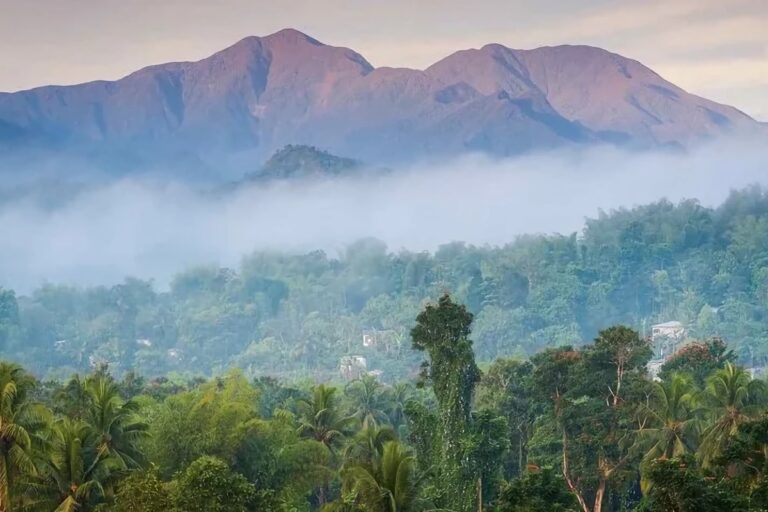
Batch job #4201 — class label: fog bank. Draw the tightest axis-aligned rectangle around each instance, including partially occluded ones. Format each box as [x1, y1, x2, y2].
[1, 138, 766, 292]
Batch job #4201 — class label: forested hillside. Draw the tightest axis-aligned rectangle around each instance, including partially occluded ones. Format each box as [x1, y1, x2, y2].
[3, 185, 768, 380]
[0, 298, 766, 511]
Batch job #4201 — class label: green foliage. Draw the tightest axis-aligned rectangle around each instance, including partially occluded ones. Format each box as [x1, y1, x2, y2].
[9, 187, 768, 384]
[233, 411, 331, 509]
[172, 456, 256, 512]
[476, 359, 536, 478]
[410, 294, 481, 510]
[659, 338, 735, 387]
[639, 456, 747, 512]
[0, 288, 19, 351]
[248, 144, 362, 182]
[27, 418, 109, 512]
[0, 362, 48, 512]
[297, 384, 355, 452]
[635, 374, 699, 466]
[5, 264, 768, 512]
[496, 468, 578, 512]
[698, 362, 767, 467]
[333, 441, 426, 512]
[144, 370, 258, 476]
[110, 468, 172, 512]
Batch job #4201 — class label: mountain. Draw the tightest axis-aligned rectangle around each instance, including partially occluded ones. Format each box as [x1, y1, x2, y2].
[0, 28, 760, 175]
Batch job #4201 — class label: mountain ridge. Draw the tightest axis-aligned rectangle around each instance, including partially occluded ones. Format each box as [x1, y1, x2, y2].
[0, 28, 761, 175]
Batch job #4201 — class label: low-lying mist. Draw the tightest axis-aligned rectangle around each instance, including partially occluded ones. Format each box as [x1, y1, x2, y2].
[1, 138, 766, 292]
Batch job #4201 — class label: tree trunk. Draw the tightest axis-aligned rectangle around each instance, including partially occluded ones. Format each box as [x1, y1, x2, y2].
[318, 485, 327, 507]
[613, 362, 624, 406]
[562, 431, 590, 512]
[593, 478, 606, 512]
[477, 477, 483, 512]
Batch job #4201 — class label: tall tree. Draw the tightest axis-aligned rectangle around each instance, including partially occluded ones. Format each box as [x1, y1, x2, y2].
[85, 374, 148, 470]
[636, 374, 700, 464]
[297, 384, 354, 453]
[0, 362, 47, 512]
[344, 375, 392, 426]
[335, 441, 426, 512]
[699, 362, 767, 467]
[297, 384, 355, 506]
[25, 419, 107, 512]
[531, 327, 651, 512]
[477, 359, 536, 478]
[410, 294, 480, 511]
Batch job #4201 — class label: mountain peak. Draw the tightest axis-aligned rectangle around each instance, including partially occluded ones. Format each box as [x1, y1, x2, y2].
[0, 30, 760, 171]
[263, 28, 323, 47]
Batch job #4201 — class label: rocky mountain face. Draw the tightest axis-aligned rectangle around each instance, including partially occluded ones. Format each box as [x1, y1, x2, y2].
[0, 28, 760, 175]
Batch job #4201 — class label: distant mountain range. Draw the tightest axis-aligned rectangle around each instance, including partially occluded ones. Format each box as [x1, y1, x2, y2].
[0, 28, 762, 176]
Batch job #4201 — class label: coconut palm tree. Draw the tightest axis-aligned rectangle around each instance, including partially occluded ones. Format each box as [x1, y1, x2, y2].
[698, 362, 767, 467]
[85, 374, 148, 471]
[343, 418, 398, 466]
[636, 373, 700, 462]
[297, 385, 355, 506]
[345, 376, 391, 426]
[386, 383, 413, 430]
[0, 362, 49, 512]
[53, 376, 89, 421]
[297, 385, 355, 452]
[24, 419, 107, 512]
[338, 441, 426, 512]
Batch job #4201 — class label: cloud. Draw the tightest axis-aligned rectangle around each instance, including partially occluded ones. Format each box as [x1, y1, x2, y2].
[0, 137, 766, 293]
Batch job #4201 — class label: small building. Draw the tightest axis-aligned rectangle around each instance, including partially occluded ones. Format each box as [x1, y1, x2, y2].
[651, 321, 689, 360]
[651, 321, 686, 341]
[340, 355, 367, 381]
[647, 321, 695, 380]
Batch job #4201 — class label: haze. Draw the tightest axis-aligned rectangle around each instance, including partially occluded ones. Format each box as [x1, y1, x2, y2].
[1, 138, 765, 292]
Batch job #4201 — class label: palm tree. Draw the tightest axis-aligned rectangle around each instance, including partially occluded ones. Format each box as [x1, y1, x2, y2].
[297, 385, 355, 507]
[0, 363, 48, 512]
[386, 383, 413, 430]
[85, 374, 148, 471]
[297, 385, 355, 452]
[636, 373, 700, 462]
[338, 441, 426, 512]
[53, 376, 89, 420]
[343, 418, 398, 466]
[345, 376, 391, 426]
[24, 419, 107, 512]
[698, 362, 767, 467]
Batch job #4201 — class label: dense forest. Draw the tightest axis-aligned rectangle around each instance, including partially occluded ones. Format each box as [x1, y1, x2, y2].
[0, 295, 767, 511]
[3, 185, 768, 380]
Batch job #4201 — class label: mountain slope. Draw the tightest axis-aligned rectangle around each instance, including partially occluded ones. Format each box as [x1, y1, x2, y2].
[0, 29, 760, 174]
[508, 45, 756, 146]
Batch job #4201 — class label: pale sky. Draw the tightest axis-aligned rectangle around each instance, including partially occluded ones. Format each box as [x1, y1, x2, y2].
[1, 0, 766, 120]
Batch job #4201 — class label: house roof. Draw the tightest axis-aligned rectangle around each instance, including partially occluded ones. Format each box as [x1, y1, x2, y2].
[652, 321, 684, 329]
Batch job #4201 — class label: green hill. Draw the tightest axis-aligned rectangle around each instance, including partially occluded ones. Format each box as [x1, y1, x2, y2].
[246, 145, 362, 182]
